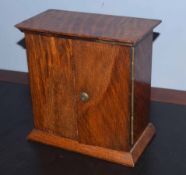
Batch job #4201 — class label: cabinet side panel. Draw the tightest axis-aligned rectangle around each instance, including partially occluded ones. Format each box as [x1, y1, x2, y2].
[133, 33, 153, 143]
[73, 40, 131, 151]
[25, 33, 77, 140]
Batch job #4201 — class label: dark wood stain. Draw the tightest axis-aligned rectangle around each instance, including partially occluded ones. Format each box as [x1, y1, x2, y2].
[0, 70, 29, 84]
[133, 33, 153, 143]
[151, 88, 186, 106]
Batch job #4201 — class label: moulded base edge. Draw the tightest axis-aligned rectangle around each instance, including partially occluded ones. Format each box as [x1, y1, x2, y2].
[27, 123, 155, 167]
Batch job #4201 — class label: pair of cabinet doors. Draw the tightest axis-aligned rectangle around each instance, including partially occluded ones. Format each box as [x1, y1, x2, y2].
[25, 33, 131, 151]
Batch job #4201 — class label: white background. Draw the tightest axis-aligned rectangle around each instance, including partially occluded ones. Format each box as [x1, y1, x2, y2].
[0, 0, 185, 90]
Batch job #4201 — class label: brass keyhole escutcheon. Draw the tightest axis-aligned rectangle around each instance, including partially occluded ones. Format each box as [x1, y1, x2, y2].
[80, 92, 89, 102]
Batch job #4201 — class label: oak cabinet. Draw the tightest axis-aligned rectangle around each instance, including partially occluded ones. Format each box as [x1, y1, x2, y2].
[16, 9, 161, 167]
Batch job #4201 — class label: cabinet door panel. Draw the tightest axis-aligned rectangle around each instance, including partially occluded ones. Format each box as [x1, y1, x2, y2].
[25, 34, 77, 139]
[73, 40, 131, 151]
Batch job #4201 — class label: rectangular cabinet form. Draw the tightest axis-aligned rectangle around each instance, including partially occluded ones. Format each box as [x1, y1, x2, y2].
[16, 9, 161, 167]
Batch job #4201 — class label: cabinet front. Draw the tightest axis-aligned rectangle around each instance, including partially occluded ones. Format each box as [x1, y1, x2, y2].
[72, 40, 131, 151]
[25, 34, 131, 151]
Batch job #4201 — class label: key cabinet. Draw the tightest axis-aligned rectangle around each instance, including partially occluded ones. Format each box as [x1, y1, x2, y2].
[16, 9, 161, 167]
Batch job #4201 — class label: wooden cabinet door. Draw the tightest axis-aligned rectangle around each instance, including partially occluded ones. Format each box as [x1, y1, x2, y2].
[25, 34, 77, 140]
[73, 40, 131, 151]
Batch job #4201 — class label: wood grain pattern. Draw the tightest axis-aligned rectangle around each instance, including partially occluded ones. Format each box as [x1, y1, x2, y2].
[73, 40, 131, 151]
[25, 33, 78, 140]
[25, 35, 131, 151]
[27, 123, 155, 167]
[15, 10, 161, 166]
[16, 9, 161, 45]
[1, 70, 185, 106]
[133, 33, 153, 143]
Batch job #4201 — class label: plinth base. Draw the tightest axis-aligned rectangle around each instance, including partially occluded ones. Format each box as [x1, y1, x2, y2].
[28, 123, 155, 167]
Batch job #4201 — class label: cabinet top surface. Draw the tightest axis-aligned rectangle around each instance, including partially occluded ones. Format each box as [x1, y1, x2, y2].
[16, 9, 161, 45]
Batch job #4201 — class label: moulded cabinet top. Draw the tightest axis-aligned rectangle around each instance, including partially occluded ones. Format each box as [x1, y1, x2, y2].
[16, 9, 161, 46]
